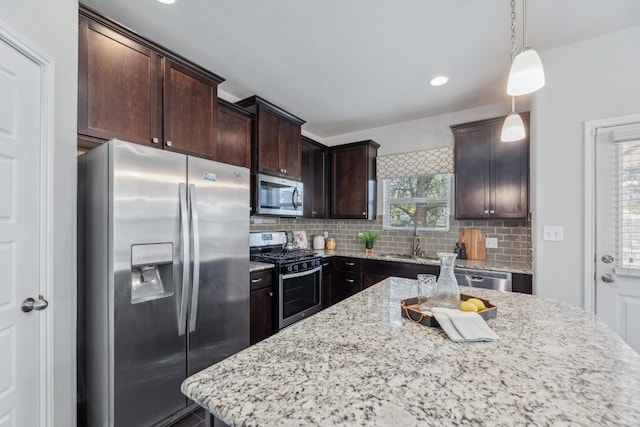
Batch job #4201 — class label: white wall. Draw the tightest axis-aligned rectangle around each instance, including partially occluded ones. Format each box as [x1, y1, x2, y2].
[0, 1, 78, 425]
[532, 26, 640, 307]
[323, 101, 517, 154]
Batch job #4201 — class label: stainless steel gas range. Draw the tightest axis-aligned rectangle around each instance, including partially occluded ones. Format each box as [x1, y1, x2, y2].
[250, 231, 323, 330]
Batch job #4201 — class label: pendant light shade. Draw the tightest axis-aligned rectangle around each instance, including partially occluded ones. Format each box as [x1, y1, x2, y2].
[501, 111, 526, 142]
[507, 47, 545, 96]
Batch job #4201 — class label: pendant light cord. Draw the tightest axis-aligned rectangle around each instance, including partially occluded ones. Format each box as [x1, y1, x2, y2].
[510, 0, 517, 61]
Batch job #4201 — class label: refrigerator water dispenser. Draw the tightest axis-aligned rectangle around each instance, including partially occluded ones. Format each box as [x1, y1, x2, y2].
[130, 243, 174, 304]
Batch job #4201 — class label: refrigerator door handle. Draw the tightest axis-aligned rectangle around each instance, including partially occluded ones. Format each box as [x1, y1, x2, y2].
[178, 183, 190, 336]
[188, 184, 200, 333]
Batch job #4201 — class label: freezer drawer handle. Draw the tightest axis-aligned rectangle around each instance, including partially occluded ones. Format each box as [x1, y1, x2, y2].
[188, 184, 201, 333]
[178, 183, 190, 336]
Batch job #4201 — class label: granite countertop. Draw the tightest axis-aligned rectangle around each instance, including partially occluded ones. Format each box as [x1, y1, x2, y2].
[314, 249, 532, 274]
[182, 277, 640, 426]
[249, 261, 274, 272]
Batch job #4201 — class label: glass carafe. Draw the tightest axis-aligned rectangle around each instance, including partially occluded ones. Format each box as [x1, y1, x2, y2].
[434, 252, 460, 309]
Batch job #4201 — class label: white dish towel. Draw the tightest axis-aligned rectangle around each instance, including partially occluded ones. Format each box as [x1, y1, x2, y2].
[430, 307, 499, 342]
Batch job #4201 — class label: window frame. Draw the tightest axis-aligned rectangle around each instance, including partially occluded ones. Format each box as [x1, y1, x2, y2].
[382, 173, 454, 232]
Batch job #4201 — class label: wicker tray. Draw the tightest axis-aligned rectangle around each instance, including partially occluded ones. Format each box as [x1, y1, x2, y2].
[401, 294, 497, 327]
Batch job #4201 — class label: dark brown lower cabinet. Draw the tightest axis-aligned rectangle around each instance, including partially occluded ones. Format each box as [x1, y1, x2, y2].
[363, 259, 440, 288]
[512, 273, 533, 294]
[249, 269, 273, 345]
[331, 258, 363, 305]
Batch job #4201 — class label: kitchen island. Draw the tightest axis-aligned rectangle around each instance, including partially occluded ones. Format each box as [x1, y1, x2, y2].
[182, 277, 640, 426]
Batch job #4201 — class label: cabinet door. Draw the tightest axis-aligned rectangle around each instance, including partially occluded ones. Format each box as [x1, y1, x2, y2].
[217, 103, 251, 168]
[278, 118, 301, 179]
[332, 145, 369, 218]
[321, 260, 332, 309]
[78, 16, 161, 146]
[163, 60, 217, 159]
[301, 141, 327, 218]
[454, 126, 491, 219]
[250, 287, 273, 345]
[257, 106, 281, 175]
[491, 124, 529, 218]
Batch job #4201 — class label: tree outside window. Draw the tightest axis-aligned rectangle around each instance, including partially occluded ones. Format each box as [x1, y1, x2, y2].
[383, 174, 452, 231]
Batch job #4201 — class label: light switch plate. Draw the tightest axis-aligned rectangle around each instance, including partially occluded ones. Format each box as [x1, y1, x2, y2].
[543, 226, 564, 241]
[485, 237, 498, 248]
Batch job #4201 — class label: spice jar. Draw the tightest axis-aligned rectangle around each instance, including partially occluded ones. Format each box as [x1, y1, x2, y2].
[325, 238, 336, 250]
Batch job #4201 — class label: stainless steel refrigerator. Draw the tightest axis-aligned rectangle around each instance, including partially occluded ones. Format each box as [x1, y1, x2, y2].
[78, 139, 250, 426]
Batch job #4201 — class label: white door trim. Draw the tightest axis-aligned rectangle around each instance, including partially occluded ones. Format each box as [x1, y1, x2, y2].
[0, 18, 55, 427]
[584, 113, 640, 314]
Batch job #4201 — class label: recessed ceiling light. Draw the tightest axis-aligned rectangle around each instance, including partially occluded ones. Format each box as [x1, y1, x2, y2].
[430, 76, 449, 87]
[157, 0, 176, 4]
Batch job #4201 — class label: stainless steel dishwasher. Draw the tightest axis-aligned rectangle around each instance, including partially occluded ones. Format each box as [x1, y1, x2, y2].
[454, 268, 512, 292]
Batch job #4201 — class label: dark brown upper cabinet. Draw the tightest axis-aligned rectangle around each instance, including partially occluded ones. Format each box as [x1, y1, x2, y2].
[217, 99, 252, 169]
[301, 136, 328, 218]
[78, 7, 224, 159]
[330, 140, 380, 220]
[451, 113, 530, 220]
[236, 96, 305, 180]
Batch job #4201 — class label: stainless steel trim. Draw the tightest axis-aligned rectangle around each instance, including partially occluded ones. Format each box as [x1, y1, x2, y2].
[292, 187, 300, 209]
[188, 184, 200, 333]
[454, 267, 512, 292]
[178, 183, 190, 336]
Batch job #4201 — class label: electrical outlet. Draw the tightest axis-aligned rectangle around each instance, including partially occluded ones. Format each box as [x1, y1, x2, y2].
[486, 237, 498, 248]
[543, 226, 564, 241]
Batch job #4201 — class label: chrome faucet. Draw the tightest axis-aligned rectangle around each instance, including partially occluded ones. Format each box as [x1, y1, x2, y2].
[412, 225, 424, 257]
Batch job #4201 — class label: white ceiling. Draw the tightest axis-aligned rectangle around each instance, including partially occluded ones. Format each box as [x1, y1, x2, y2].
[81, 0, 640, 139]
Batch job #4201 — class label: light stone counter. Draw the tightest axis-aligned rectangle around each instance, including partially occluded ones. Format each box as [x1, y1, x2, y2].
[313, 249, 532, 275]
[249, 261, 274, 273]
[182, 277, 640, 426]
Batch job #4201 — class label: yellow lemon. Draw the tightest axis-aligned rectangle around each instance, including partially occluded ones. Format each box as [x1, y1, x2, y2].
[460, 300, 478, 312]
[467, 298, 486, 311]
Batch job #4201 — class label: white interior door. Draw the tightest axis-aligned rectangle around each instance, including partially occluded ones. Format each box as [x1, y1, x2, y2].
[0, 37, 45, 425]
[595, 122, 640, 354]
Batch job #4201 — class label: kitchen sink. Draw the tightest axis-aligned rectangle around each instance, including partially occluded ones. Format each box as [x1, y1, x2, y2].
[378, 253, 415, 259]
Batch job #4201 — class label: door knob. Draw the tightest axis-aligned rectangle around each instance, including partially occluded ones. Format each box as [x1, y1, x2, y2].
[601, 255, 614, 264]
[21, 295, 49, 313]
[601, 273, 615, 283]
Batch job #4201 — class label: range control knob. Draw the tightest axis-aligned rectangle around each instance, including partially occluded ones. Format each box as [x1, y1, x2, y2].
[287, 266, 293, 273]
[303, 262, 308, 269]
[294, 265, 299, 271]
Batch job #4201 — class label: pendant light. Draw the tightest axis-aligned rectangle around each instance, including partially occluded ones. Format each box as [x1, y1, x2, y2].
[501, 0, 526, 142]
[501, 98, 526, 142]
[506, 0, 545, 96]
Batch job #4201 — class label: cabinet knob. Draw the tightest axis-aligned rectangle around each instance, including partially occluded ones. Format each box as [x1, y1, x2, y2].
[484, 209, 489, 214]
[312, 211, 317, 215]
[152, 137, 159, 144]
[166, 140, 173, 147]
[489, 209, 495, 214]
[269, 292, 273, 297]
[362, 212, 366, 216]
[283, 169, 287, 174]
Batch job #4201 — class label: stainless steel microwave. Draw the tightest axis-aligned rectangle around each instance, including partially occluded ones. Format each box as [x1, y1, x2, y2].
[256, 173, 303, 216]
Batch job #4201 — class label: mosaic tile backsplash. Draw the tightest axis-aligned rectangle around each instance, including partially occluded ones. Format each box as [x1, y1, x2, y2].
[250, 215, 532, 266]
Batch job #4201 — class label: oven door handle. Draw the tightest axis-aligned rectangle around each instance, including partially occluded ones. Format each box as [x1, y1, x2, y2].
[281, 265, 322, 281]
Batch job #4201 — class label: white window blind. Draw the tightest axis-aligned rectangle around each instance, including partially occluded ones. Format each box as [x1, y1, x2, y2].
[616, 129, 640, 269]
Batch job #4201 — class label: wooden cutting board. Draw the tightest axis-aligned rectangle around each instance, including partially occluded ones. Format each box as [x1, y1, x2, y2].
[458, 228, 486, 260]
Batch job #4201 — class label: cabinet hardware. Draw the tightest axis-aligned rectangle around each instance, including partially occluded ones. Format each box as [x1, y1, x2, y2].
[166, 140, 173, 147]
[283, 169, 287, 174]
[345, 279, 355, 283]
[312, 211, 317, 215]
[362, 212, 366, 216]
[345, 262, 355, 266]
[152, 137, 159, 144]
[269, 292, 273, 297]
[250, 278, 263, 283]
[484, 209, 489, 214]
[489, 209, 495, 214]
[322, 262, 329, 267]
